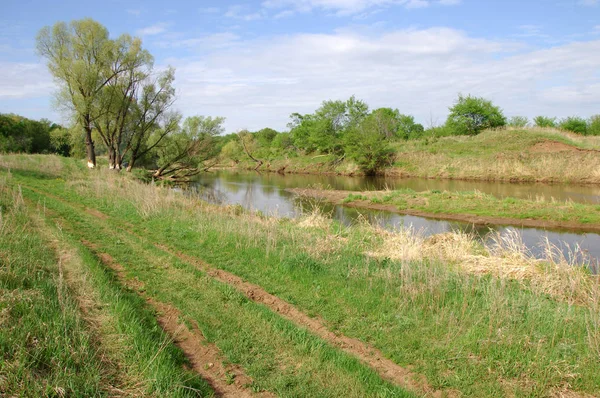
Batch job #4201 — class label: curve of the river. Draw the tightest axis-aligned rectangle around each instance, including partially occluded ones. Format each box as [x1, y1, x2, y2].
[193, 170, 600, 272]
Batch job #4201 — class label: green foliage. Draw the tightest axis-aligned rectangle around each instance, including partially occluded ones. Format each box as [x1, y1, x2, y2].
[445, 94, 506, 135]
[344, 115, 394, 175]
[153, 115, 225, 179]
[271, 132, 294, 150]
[588, 115, 600, 136]
[221, 140, 244, 163]
[0, 113, 58, 154]
[289, 96, 369, 154]
[508, 116, 529, 128]
[533, 116, 556, 128]
[559, 116, 588, 135]
[49, 127, 72, 156]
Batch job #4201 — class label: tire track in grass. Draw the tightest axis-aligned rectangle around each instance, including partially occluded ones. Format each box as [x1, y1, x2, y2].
[22, 179, 446, 397]
[153, 244, 447, 398]
[80, 240, 269, 398]
[29, 214, 134, 396]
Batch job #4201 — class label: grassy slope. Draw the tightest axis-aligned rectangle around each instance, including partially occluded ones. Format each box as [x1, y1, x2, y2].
[228, 127, 600, 183]
[2, 155, 599, 397]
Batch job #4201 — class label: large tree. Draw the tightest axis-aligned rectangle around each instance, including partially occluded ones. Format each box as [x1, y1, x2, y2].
[37, 19, 117, 168]
[37, 19, 178, 171]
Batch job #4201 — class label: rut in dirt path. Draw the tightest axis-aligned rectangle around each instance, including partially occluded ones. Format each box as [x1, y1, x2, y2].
[155, 244, 449, 398]
[81, 241, 271, 398]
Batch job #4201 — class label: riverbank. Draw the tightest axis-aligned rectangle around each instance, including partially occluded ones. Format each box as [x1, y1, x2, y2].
[225, 127, 600, 184]
[288, 187, 600, 233]
[2, 154, 600, 397]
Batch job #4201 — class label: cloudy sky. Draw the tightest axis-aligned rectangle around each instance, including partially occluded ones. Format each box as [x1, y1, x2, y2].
[1, 0, 599, 132]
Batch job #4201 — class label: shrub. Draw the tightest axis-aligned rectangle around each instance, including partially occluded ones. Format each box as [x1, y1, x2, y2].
[533, 116, 556, 128]
[559, 116, 588, 135]
[508, 116, 529, 128]
[587, 115, 600, 136]
[445, 94, 506, 135]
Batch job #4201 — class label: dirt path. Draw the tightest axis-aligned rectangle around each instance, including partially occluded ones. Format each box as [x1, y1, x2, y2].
[81, 243, 268, 398]
[287, 188, 600, 233]
[155, 244, 449, 397]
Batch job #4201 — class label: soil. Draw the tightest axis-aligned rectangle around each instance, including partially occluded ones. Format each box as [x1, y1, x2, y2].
[287, 188, 600, 233]
[530, 140, 599, 153]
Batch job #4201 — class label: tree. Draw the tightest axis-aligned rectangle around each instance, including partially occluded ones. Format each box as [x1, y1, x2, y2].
[92, 34, 153, 169]
[588, 115, 600, 136]
[344, 115, 394, 175]
[37, 19, 117, 168]
[533, 116, 556, 128]
[122, 68, 179, 171]
[559, 116, 587, 135]
[508, 116, 529, 128]
[221, 140, 244, 164]
[238, 130, 263, 170]
[153, 116, 224, 181]
[446, 94, 506, 135]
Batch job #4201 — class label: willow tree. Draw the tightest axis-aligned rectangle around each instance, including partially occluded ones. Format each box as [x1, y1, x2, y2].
[92, 34, 152, 169]
[36, 19, 116, 168]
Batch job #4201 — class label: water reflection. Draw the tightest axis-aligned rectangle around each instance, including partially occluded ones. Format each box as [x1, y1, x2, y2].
[192, 170, 600, 271]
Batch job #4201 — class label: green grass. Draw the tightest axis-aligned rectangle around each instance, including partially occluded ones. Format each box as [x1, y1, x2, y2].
[2, 154, 600, 397]
[7, 165, 412, 396]
[0, 171, 214, 396]
[339, 188, 600, 225]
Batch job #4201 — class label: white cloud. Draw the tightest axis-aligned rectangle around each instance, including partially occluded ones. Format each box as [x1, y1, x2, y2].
[0, 62, 53, 99]
[224, 5, 264, 21]
[163, 28, 600, 132]
[261, 0, 458, 16]
[578, 0, 598, 5]
[136, 23, 169, 36]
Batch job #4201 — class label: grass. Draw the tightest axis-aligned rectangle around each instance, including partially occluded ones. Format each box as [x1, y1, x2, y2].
[227, 127, 600, 183]
[2, 154, 600, 397]
[0, 167, 214, 396]
[340, 188, 600, 226]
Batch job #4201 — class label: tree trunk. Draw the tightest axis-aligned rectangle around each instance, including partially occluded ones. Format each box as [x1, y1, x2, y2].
[108, 147, 116, 169]
[84, 127, 96, 169]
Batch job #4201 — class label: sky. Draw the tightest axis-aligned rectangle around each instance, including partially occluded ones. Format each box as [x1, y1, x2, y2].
[1, 0, 599, 132]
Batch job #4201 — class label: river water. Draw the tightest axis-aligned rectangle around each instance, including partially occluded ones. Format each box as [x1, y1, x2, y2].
[193, 170, 600, 271]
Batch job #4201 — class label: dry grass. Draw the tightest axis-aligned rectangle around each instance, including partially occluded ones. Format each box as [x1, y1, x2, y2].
[365, 224, 598, 305]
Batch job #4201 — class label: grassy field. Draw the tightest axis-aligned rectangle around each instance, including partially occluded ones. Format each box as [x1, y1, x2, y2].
[228, 127, 600, 184]
[1, 154, 600, 397]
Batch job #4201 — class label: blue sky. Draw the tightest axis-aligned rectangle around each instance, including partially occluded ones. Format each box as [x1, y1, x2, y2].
[1, 0, 599, 131]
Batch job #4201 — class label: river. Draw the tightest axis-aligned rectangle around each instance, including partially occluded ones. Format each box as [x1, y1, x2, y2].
[193, 170, 600, 271]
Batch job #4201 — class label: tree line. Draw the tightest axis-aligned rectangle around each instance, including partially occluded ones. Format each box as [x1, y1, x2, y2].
[3, 18, 598, 178]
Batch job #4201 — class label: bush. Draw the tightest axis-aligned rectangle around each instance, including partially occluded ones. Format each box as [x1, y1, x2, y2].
[587, 115, 600, 136]
[445, 94, 506, 135]
[508, 116, 529, 128]
[559, 116, 587, 135]
[533, 116, 556, 128]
